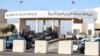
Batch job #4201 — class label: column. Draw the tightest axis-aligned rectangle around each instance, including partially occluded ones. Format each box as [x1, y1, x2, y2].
[58, 20, 60, 29]
[52, 19, 54, 29]
[35, 19, 39, 33]
[19, 19, 26, 33]
[72, 19, 74, 33]
[43, 20, 45, 31]
[46, 20, 48, 26]
[58, 20, 61, 38]
[43, 20, 46, 26]
[93, 19, 95, 35]
[82, 24, 88, 35]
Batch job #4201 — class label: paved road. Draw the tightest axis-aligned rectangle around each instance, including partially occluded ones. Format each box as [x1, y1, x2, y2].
[48, 41, 58, 52]
[0, 52, 85, 56]
[0, 41, 86, 56]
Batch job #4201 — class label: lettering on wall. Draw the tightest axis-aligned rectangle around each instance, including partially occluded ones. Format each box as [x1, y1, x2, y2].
[48, 12, 93, 16]
[5, 11, 96, 19]
[6, 12, 37, 17]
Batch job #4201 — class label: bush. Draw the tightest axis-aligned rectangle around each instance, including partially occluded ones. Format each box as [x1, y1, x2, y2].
[0, 27, 8, 34]
[0, 36, 5, 39]
[0, 24, 16, 35]
[7, 24, 15, 32]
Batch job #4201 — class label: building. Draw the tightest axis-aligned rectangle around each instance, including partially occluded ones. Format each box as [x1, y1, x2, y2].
[0, 9, 7, 28]
[0, 9, 7, 36]
[5, 7, 100, 35]
[94, 7, 100, 34]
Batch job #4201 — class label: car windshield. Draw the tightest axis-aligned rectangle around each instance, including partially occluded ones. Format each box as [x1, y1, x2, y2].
[8, 35, 24, 41]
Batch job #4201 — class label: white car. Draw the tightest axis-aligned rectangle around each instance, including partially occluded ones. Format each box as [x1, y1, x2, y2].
[73, 40, 80, 51]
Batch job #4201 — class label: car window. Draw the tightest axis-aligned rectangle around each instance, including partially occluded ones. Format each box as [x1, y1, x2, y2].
[8, 35, 24, 40]
[8, 36, 13, 41]
[12, 35, 18, 39]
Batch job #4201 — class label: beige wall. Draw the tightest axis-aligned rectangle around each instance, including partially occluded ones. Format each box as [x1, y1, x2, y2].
[94, 7, 100, 34]
[72, 23, 83, 33]
[19, 19, 26, 33]
[88, 23, 95, 35]
[0, 9, 7, 28]
[73, 19, 83, 23]
[0, 9, 7, 36]
[82, 24, 88, 34]
[0, 9, 7, 21]
[94, 23, 100, 34]
[95, 23, 100, 29]
[72, 23, 95, 35]
[0, 23, 7, 29]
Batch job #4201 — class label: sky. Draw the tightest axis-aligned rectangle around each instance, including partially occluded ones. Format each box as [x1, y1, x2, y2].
[0, 0, 100, 34]
[0, 0, 100, 11]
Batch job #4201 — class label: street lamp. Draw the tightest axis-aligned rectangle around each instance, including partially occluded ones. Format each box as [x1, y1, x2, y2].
[19, 0, 23, 10]
[18, 0, 23, 36]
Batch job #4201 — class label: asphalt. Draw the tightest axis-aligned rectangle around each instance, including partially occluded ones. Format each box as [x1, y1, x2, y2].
[0, 51, 86, 56]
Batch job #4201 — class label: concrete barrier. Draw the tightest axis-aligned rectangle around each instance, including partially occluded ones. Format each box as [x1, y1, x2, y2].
[34, 40, 48, 53]
[85, 42, 100, 56]
[12, 40, 26, 52]
[58, 40, 73, 54]
[0, 39, 6, 51]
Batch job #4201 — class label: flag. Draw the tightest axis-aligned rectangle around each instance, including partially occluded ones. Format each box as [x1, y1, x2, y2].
[72, 0, 75, 4]
[19, 1, 23, 4]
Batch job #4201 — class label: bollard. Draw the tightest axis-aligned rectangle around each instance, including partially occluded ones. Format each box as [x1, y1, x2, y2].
[58, 40, 73, 54]
[34, 40, 48, 53]
[12, 40, 26, 52]
[0, 39, 6, 51]
[85, 42, 100, 56]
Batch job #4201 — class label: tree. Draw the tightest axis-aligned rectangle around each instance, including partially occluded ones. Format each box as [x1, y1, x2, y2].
[0, 27, 9, 35]
[7, 24, 16, 32]
[0, 24, 16, 35]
